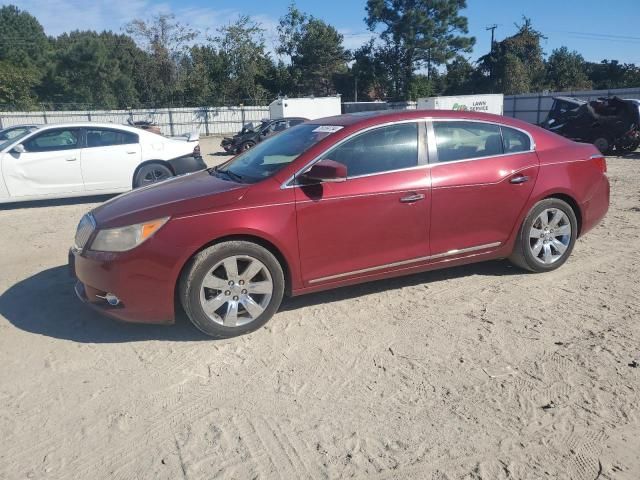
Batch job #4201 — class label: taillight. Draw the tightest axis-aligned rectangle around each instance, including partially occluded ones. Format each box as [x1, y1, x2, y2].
[591, 154, 607, 174]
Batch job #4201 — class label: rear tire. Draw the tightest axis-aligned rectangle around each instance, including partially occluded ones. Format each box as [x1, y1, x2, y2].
[133, 162, 173, 188]
[240, 140, 256, 152]
[179, 241, 285, 338]
[509, 198, 578, 273]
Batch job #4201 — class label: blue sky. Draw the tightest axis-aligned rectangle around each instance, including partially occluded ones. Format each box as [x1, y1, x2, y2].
[6, 0, 640, 64]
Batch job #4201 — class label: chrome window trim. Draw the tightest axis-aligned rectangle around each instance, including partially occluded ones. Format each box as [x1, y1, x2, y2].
[308, 241, 501, 284]
[427, 118, 536, 165]
[281, 117, 537, 189]
[281, 119, 427, 189]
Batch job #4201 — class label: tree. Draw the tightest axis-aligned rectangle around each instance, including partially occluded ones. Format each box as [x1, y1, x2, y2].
[442, 56, 475, 94]
[0, 61, 39, 108]
[125, 14, 199, 105]
[277, 5, 348, 96]
[545, 47, 591, 91]
[38, 31, 144, 109]
[587, 60, 640, 90]
[210, 15, 273, 103]
[476, 17, 546, 94]
[0, 5, 49, 67]
[365, 0, 474, 100]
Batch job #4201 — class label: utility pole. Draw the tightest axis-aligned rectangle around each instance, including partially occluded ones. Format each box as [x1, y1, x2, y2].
[486, 24, 498, 52]
[486, 25, 498, 93]
[354, 71, 358, 103]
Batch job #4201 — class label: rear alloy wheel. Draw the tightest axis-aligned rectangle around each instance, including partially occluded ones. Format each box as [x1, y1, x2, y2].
[180, 241, 284, 337]
[509, 198, 578, 273]
[133, 163, 173, 188]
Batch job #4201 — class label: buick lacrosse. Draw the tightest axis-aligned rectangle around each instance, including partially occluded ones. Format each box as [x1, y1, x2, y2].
[70, 110, 609, 337]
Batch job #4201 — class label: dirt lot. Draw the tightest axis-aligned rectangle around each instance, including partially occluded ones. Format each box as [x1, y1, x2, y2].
[0, 141, 639, 479]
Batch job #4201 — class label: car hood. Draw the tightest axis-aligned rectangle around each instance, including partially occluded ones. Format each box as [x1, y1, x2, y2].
[92, 170, 248, 228]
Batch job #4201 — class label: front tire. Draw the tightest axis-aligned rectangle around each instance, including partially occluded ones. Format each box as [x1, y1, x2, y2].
[179, 241, 285, 338]
[509, 198, 578, 273]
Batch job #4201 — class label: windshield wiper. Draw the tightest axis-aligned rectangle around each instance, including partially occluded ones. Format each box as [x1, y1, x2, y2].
[225, 169, 244, 182]
[211, 166, 244, 183]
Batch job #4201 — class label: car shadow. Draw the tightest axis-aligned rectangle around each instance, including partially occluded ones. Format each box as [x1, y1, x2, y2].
[0, 266, 208, 343]
[0, 194, 117, 211]
[619, 151, 640, 160]
[1, 260, 520, 344]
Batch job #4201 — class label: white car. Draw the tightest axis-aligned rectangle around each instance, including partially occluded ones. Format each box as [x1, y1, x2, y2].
[0, 122, 205, 204]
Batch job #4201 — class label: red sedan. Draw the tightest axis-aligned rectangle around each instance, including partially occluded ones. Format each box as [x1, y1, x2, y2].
[70, 110, 609, 337]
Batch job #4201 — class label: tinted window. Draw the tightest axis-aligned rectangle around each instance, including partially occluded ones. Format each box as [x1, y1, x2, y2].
[85, 129, 138, 148]
[24, 129, 80, 152]
[321, 123, 418, 177]
[502, 127, 531, 153]
[433, 121, 503, 162]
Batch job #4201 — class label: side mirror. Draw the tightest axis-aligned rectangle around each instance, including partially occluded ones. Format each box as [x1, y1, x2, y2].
[11, 144, 25, 154]
[299, 159, 347, 184]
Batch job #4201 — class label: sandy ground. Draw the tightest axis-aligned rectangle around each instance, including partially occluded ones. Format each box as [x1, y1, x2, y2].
[0, 139, 639, 480]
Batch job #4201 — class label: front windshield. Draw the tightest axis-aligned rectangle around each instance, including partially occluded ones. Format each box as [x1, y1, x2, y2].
[214, 124, 340, 183]
[0, 130, 33, 151]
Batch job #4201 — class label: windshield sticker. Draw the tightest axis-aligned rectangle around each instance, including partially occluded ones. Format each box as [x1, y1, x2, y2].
[312, 126, 343, 133]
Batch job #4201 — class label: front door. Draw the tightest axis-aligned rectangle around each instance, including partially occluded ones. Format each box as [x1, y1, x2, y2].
[295, 122, 431, 285]
[428, 120, 539, 257]
[2, 128, 84, 198]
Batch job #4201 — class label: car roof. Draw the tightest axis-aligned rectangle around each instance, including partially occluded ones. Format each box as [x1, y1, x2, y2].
[28, 122, 143, 133]
[308, 109, 536, 131]
[553, 96, 587, 105]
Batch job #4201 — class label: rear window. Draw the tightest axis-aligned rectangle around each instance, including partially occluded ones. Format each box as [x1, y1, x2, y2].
[502, 127, 531, 153]
[433, 121, 503, 162]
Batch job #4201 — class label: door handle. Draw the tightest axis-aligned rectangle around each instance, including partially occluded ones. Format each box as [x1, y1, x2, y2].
[126, 151, 137, 154]
[400, 193, 425, 203]
[510, 175, 530, 184]
[65, 158, 77, 162]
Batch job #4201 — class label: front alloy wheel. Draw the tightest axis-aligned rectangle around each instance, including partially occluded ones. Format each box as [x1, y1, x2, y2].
[199, 255, 274, 327]
[180, 241, 285, 337]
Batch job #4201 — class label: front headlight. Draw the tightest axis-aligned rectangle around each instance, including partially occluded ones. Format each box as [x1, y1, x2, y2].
[90, 217, 169, 252]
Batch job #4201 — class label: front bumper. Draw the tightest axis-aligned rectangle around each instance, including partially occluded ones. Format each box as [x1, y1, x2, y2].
[69, 246, 175, 325]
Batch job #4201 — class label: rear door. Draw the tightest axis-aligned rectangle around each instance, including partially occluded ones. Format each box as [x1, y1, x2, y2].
[1, 128, 83, 198]
[428, 120, 539, 257]
[80, 128, 141, 191]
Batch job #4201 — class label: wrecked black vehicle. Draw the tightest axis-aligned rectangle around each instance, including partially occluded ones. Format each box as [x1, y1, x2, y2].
[542, 96, 640, 154]
[221, 117, 307, 154]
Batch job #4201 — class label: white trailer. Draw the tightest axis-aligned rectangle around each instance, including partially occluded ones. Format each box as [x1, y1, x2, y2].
[269, 96, 342, 120]
[417, 94, 504, 115]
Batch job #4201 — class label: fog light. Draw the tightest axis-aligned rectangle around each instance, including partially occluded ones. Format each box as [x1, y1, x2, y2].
[97, 292, 121, 306]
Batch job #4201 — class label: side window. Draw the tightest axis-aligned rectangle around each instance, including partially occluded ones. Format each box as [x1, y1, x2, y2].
[433, 121, 503, 162]
[321, 122, 418, 177]
[501, 127, 531, 153]
[85, 129, 138, 148]
[23, 129, 80, 152]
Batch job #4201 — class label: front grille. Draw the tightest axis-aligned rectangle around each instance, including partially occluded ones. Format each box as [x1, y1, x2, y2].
[74, 214, 96, 250]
